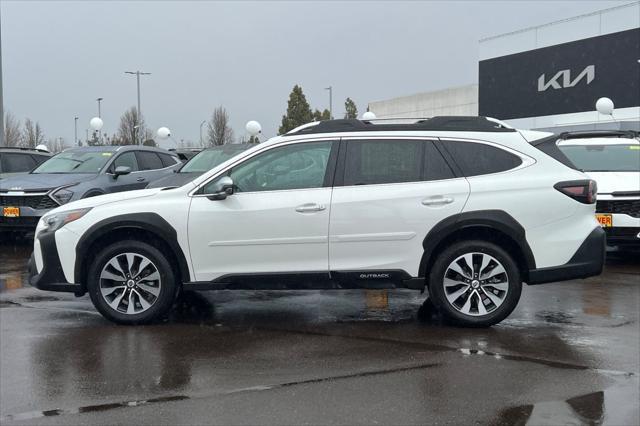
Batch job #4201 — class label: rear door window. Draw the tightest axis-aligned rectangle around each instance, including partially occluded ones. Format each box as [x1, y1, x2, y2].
[135, 151, 164, 170]
[343, 139, 423, 185]
[441, 141, 522, 177]
[1, 153, 37, 173]
[424, 141, 455, 181]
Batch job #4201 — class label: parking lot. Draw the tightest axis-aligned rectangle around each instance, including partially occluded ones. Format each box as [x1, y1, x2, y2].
[0, 235, 637, 425]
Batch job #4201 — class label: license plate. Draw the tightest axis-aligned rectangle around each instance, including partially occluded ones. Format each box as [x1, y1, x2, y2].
[2, 207, 20, 217]
[596, 214, 612, 228]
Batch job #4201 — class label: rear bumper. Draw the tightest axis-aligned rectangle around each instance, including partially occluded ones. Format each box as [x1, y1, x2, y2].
[28, 229, 83, 294]
[527, 226, 605, 285]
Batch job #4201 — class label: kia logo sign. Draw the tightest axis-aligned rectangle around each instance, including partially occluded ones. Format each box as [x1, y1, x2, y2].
[538, 65, 595, 92]
[479, 28, 639, 120]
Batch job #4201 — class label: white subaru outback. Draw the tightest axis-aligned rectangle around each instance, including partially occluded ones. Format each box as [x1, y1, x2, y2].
[27, 117, 606, 327]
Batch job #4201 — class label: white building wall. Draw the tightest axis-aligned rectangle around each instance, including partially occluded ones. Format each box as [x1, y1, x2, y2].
[368, 85, 478, 119]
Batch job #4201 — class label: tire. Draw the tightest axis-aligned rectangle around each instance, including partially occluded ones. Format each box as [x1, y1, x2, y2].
[427, 240, 522, 327]
[87, 240, 178, 324]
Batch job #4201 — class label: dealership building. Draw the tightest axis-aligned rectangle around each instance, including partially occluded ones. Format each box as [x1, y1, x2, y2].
[369, 2, 640, 132]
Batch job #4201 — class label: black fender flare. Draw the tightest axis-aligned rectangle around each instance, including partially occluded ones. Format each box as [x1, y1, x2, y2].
[74, 212, 191, 286]
[418, 210, 536, 277]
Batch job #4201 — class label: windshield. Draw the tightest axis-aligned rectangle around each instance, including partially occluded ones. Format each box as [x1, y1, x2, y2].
[558, 144, 640, 172]
[32, 151, 114, 174]
[180, 147, 247, 173]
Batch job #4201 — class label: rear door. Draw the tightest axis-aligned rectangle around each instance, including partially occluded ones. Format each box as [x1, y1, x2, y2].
[135, 151, 178, 187]
[328, 137, 469, 278]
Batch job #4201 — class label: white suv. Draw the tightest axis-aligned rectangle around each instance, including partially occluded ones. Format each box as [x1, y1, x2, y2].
[534, 131, 639, 249]
[27, 117, 606, 327]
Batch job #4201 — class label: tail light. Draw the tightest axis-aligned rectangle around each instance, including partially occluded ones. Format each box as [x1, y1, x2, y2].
[554, 180, 597, 204]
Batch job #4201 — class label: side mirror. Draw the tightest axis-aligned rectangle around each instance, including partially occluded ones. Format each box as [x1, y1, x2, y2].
[206, 176, 234, 200]
[113, 166, 132, 178]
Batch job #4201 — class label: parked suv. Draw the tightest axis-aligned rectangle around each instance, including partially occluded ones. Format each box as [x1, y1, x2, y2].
[27, 117, 605, 326]
[0, 147, 52, 179]
[147, 144, 253, 189]
[532, 130, 640, 249]
[0, 145, 180, 230]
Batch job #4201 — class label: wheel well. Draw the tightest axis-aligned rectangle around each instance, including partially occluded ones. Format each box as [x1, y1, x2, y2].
[419, 226, 530, 283]
[78, 227, 184, 292]
[82, 190, 104, 198]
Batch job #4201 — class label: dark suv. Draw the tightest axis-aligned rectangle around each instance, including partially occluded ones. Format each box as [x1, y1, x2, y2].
[0, 147, 52, 179]
[0, 145, 180, 230]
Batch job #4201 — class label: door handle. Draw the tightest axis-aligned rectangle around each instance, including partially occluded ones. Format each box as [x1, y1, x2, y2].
[295, 203, 326, 213]
[136, 177, 146, 182]
[422, 196, 454, 206]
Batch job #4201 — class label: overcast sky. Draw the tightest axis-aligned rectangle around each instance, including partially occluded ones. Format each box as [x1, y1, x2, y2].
[1, 0, 629, 147]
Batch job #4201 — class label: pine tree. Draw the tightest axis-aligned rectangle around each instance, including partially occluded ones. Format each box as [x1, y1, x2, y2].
[279, 85, 313, 134]
[312, 109, 331, 122]
[344, 98, 358, 119]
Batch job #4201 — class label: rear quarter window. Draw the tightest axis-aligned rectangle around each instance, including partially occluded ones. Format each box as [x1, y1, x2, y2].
[442, 141, 522, 177]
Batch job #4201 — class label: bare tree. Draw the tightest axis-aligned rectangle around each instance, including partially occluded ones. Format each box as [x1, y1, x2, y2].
[3, 111, 21, 147]
[22, 118, 45, 148]
[116, 107, 145, 145]
[207, 106, 234, 146]
[47, 137, 69, 153]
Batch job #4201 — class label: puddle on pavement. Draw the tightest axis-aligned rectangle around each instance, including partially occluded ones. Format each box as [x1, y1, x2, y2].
[492, 376, 639, 426]
[0, 236, 32, 292]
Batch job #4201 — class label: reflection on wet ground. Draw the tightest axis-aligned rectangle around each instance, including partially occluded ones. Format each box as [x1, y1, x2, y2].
[0, 236, 638, 425]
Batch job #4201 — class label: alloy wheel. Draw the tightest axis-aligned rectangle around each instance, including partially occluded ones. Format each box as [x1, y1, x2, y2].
[442, 252, 509, 317]
[99, 252, 161, 315]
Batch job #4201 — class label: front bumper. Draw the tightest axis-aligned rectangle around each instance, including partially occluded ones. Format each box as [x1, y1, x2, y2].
[604, 227, 640, 247]
[28, 229, 83, 294]
[0, 206, 54, 229]
[527, 226, 606, 285]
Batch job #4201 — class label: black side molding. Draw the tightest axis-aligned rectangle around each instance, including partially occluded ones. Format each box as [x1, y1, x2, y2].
[527, 227, 605, 285]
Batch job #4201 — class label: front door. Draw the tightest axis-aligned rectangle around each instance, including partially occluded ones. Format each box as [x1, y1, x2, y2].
[104, 151, 142, 193]
[188, 140, 338, 282]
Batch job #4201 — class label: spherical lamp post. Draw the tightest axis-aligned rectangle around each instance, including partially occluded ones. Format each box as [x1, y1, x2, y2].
[90, 117, 104, 144]
[362, 111, 376, 121]
[595, 97, 614, 117]
[246, 120, 262, 143]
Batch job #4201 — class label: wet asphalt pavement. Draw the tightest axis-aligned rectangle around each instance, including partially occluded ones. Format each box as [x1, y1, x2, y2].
[0, 235, 638, 425]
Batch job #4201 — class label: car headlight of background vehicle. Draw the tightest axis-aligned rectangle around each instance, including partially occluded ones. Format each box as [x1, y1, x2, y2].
[51, 186, 76, 205]
[41, 208, 92, 232]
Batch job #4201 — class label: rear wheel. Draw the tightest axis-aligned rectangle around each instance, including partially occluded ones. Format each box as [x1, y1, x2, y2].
[87, 240, 178, 324]
[428, 240, 521, 327]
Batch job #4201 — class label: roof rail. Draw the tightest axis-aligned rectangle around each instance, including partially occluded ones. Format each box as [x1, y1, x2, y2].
[0, 146, 50, 153]
[285, 116, 516, 135]
[558, 130, 639, 140]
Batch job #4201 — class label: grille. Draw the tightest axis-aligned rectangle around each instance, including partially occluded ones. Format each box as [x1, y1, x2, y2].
[0, 195, 59, 210]
[596, 200, 640, 218]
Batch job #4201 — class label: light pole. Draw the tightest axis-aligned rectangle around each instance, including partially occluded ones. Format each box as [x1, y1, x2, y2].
[125, 70, 151, 145]
[199, 120, 207, 146]
[74, 116, 78, 145]
[96, 97, 103, 118]
[325, 86, 333, 119]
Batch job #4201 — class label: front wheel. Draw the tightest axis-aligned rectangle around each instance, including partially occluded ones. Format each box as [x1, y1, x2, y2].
[428, 240, 522, 327]
[87, 240, 178, 324]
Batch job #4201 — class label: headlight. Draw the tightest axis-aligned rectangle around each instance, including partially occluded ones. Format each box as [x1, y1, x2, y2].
[41, 208, 92, 232]
[51, 187, 75, 205]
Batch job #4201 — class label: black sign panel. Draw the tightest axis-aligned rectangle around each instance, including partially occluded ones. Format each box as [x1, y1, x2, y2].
[479, 28, 640, 120]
